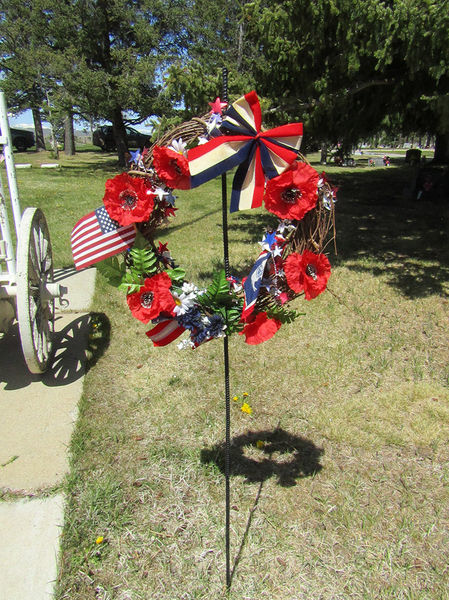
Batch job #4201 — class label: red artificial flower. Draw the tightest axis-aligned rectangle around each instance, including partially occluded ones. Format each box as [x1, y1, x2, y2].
[103, 173, 155, 226]
[153, 146, 191, 190]
[127, 272, 175, 323]
[264, 162, 319, 220]
[239, 311, 282, 345]
[284, 250, 331, 300]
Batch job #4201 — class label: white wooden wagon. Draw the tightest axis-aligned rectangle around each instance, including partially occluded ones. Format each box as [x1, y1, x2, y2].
[0, 91, 65, 374]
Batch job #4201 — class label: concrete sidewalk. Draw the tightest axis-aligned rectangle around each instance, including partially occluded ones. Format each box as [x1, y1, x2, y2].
[0, 267, 96, 600]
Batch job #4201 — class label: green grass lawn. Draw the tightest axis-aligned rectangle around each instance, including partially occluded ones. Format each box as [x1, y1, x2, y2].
[3, 149, 449, 599]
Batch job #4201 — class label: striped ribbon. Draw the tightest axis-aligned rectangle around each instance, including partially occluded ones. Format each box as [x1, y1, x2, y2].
[188, 91, 303, 212]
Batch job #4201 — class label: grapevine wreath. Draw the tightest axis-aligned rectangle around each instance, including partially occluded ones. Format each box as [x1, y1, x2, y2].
[71, 91, 337, 348]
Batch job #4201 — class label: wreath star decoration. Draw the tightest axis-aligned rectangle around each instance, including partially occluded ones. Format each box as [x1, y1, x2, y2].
[71, 91, 337, 348]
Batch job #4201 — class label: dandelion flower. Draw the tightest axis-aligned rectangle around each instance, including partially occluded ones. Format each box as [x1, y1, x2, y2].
[241, 403, 252, 415]
[243, 392, 249, 397]
[96, 536, 104, 545]
[232, 395, 239, 402]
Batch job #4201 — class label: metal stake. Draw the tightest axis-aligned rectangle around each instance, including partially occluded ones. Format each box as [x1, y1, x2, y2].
[221, 67, 231, 591]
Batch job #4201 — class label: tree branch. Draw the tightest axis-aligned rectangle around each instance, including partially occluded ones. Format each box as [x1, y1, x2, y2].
[267, 78, 396, 114]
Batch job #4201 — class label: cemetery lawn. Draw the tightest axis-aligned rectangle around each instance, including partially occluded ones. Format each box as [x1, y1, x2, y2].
[9, 150, 449, 599]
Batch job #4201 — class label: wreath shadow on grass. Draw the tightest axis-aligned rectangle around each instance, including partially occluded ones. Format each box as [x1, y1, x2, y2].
[200, 427, 323, 487]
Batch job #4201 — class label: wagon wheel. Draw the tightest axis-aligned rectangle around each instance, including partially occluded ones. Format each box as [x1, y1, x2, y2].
[16, 207, 55, 374]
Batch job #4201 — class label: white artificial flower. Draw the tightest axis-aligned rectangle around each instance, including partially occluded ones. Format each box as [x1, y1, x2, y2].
[181, 282, 198, 295]
[169, 138, 187, 156]
[177, 338, 194, 350]
[173, 284, 199, 316]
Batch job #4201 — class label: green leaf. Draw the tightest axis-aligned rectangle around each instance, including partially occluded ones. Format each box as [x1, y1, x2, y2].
[118, 270, 143, 294]
[96, 256, 126, 287]
[266, 305, 303, 324]
[128, 246, 157, 277]
[165, 267, 186, 282]
[197, 269, 232, 309]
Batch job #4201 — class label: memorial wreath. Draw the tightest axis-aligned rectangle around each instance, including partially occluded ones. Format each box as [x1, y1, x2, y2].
[71, 91, 337, 349]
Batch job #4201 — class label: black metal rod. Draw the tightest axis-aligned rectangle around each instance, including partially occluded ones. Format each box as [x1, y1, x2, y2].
[224, 335, 231, 590]
[222, 68, 230, 279]
[221, 66, 231, 591]
[222, 171, 230, 278]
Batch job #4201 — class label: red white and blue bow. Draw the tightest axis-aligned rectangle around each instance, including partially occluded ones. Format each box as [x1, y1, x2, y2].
[188, 91, 303, 212]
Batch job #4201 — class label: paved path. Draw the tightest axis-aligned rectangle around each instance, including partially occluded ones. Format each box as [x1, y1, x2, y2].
[0, 267, 96, 600]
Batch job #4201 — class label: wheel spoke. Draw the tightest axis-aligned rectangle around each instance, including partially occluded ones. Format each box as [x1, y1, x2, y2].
[38, 226, 50, 271]
[30, 227, 41, 271]
[41, 308, 52, 356]
[29, 292, 39, 321]
[38, 227, 53, 280]
[27, 230, 42, 285]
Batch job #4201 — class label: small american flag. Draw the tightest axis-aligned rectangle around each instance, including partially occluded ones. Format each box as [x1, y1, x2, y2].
[71, 206, 136, 270]
[146, 318, 186, 347]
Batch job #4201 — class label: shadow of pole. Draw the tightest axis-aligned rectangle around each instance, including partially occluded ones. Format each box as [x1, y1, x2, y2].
[229, 478, 264, 588]
[202, 428, 324, 589]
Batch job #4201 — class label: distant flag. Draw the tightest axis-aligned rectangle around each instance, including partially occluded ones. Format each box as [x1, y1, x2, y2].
[146, 317, 186, 347]
[71, 206, 136, 270]
[188, 91, 303, 213]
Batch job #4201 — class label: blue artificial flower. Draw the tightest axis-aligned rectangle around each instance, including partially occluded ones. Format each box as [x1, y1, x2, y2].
[178, 307, 203, 331]
[192, 327, 209, 345]
[204, 314, 225, 338]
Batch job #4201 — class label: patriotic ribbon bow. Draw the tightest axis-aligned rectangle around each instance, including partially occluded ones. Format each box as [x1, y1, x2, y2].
[188, 91, 303, 213]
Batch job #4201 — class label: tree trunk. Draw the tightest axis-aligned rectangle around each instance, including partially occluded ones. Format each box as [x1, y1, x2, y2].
[64, 111, 76, 156]
[112, 106, 128, 168]
[32, 108, 46, 151]
[49, 122, 59, 159]
[433, 133, 449, 163]
[89, 115, 95, 144]
[236, 23, 244, 72]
